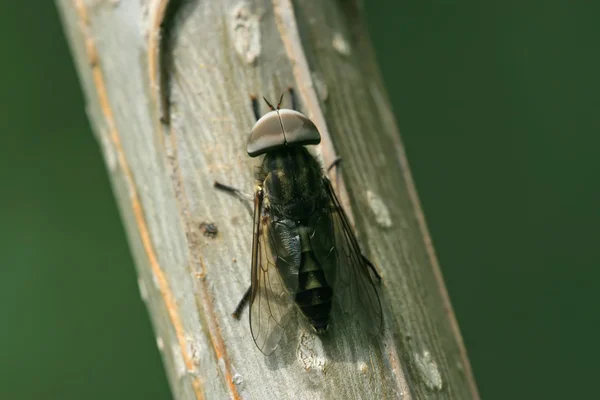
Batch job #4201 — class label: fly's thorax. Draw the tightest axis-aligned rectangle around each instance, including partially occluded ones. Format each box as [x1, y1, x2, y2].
[258, 147, 327, 220]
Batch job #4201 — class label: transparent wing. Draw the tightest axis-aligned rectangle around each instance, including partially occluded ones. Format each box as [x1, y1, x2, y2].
[321, 178, 383, 335]
[249, 188, 297, 355]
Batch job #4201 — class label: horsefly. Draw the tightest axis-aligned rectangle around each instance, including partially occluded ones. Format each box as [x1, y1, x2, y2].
[215, 88, 383, 355]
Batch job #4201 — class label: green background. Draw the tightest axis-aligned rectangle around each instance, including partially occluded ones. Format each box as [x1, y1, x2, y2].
[1, 1, 597, 399]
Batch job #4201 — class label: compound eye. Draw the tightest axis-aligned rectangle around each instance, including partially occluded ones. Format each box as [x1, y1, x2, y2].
[246, 110, 321, 157]
[278, 110, 321, 146]
[247, 111, 285, 157]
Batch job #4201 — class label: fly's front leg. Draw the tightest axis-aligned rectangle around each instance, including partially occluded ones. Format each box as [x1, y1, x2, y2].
[250, 95, 261, 121]
[214, 181, 253, 216]
[288, 86, 297, 111]
[213, 181, 253, 202]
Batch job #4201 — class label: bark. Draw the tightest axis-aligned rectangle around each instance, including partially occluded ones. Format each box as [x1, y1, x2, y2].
[55, 0, 480, 399]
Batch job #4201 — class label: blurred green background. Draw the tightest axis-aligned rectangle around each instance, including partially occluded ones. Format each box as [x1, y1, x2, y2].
[1, 1, 597, 399]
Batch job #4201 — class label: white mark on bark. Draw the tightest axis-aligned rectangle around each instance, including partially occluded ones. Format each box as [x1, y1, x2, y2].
[138, 277, 148, 301]
[296, 329, 327, 372]
[358, 361, 368, 374]
[152, 271, 161, 290]
[415, 350, 443, 391]
[87, 102, 117, 172]
[231, 364, 250, 399]
[232, 373, 244, 386]
[172, 341, 187, 378]
[140, 0, 149, 16]
[218, 357, 228, 379]
[332, 32, 351, 56]
[367, 190, 393, 228]
[186, 335, 201, 372]
[231, 3, 261, 64]
[100, 131, 117, 171]
[156, 336, 165, 352]
[311, 71, 328, 102]
[91, 0, 120, 8]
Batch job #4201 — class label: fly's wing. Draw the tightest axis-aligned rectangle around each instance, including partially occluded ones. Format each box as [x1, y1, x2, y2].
[315, 178, 383, 335]
[249, 188, 297, 355]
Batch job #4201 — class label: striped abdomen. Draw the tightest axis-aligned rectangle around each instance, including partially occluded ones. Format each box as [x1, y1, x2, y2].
[295, 226, 333, 333]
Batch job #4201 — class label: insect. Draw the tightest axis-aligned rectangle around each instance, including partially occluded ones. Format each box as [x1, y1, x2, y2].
[215, 88, 383, 355]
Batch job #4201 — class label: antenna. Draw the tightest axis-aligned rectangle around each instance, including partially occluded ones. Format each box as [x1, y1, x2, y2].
[276, 92, 285, 109]
[262, 97, 275, 111]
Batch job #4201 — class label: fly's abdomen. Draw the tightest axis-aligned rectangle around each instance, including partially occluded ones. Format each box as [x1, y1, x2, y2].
[295, 227, 333, 333]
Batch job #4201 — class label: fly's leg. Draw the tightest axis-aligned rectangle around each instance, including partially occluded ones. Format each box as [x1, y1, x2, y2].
[214, 181, 254, 317]
[213, 181, 252, 202]
[329, 202, 384, 283]
[326, 157, 343, 201]
[288, 86, 297, 111]
[214, 181, 253, 216]
[232, 285, 252, 319]
[250, 95, 260, 121]
[213, 181, 253, 212]
[362, 255, 383, 283]
[326, 161, 384, 284]
[327, 157, 342, 174]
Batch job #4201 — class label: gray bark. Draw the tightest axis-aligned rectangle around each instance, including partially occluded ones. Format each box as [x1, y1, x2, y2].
[55, 0, 479, 399]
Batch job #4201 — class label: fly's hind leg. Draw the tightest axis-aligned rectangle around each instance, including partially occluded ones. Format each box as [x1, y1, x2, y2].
[214, 181, 254, 317]
[232, 286, 252, 319]
[362, 255, 383, 283]
[326, 157, 343, 204]
[327, 157, 342, 174]
[326, 160, 384, 283]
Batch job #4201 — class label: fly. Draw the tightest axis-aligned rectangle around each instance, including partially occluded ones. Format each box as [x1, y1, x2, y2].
[215, 88, 383, 355]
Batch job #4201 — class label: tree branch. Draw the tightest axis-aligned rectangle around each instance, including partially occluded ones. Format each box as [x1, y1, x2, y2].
[56, 0, 479, 398]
